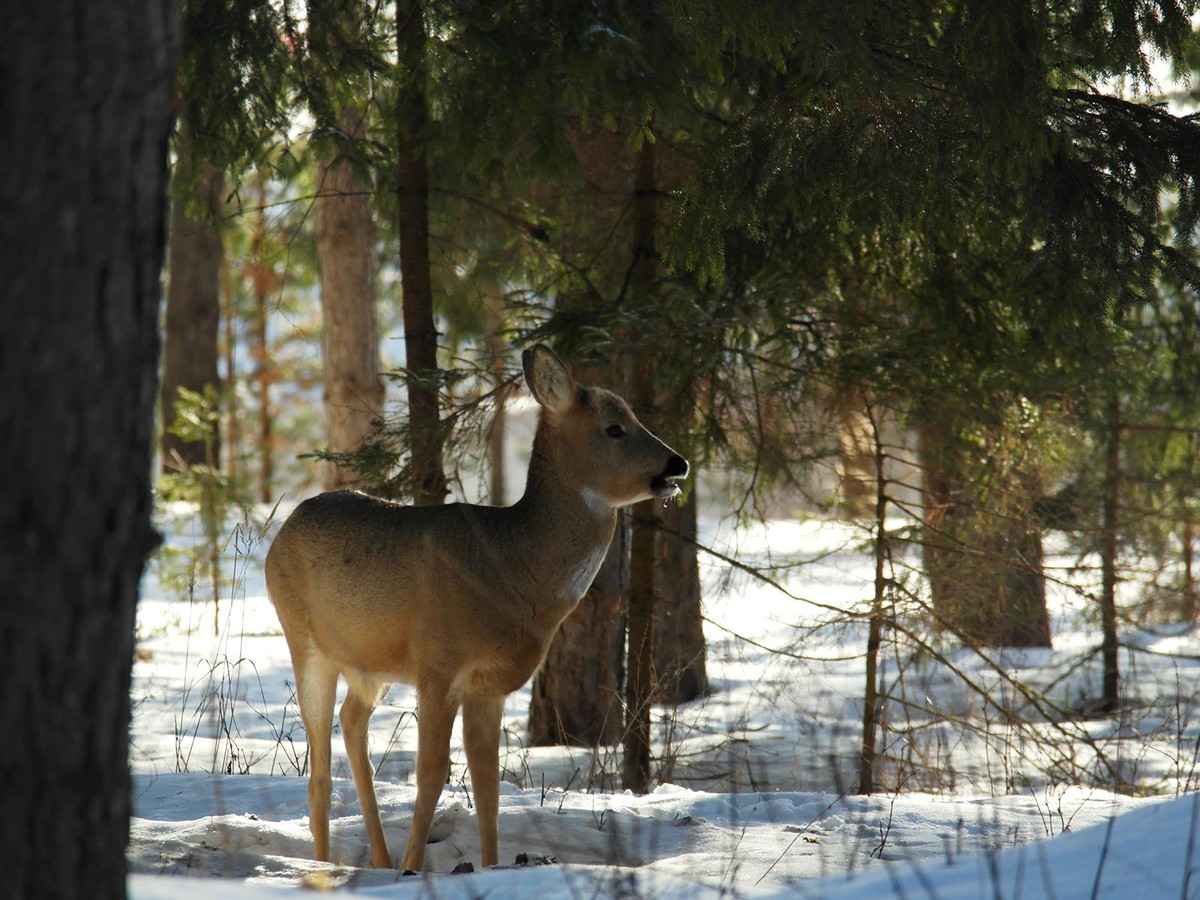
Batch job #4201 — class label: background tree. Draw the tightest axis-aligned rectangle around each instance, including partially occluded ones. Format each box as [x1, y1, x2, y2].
[161, 123, 224, 473]
[308, 0, 386, 490]
[0, 2, 176, 896]
[396, 0, 449, 506]
[161, 0, 294, 476]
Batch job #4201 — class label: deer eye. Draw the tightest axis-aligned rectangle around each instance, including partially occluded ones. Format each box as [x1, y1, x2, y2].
[605, 424, 627, 439]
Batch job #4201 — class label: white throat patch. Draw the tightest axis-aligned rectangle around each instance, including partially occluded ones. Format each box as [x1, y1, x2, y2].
[560, 540, 609, 602]
[580, 488, 611, 517]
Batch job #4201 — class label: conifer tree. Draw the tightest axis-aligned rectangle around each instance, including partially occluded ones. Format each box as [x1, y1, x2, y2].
[162, 0, 294, 475]
[308, 0, 386, 490]
[396, 0, 449, 506]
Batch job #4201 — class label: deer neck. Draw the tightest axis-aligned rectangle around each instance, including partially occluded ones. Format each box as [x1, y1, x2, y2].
[512, 419, 617, 604]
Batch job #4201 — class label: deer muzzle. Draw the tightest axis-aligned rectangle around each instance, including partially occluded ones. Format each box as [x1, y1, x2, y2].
[650, 454, 689, 499]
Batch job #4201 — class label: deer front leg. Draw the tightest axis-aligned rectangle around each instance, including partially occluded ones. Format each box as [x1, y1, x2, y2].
[462, 694, 504, 868]
[401, 685, 459, 872]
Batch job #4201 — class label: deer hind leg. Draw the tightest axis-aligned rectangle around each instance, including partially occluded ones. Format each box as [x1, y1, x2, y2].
[340, 673, 391, 868]
[462, 694, 504, 868]
[400, 683, 460, 872]
[293, 645, 339, 863]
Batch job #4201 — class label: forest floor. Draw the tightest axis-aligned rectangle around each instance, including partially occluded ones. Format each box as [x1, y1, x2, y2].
[126, 509, 1200, 897]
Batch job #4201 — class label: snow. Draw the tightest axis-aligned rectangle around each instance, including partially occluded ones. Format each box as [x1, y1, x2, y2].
[128, 511, 1200, 897]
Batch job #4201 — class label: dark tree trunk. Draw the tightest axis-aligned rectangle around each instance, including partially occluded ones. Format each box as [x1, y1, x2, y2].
[397, 0, 448, 506]
[485, 289, 510, 506]
[0, 2, 176, 896]
[859, 409, 888, 794]
[1099, 396, 1122, 713]
[161, 122, 224, 473]
[623, 136, 660, 793]
[919, 413, 1051, 649]
[528, 516, 628, 748]
[654, 490, 707, 704]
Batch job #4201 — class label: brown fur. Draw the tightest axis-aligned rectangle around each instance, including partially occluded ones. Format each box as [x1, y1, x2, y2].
[266, 344, 687, 871]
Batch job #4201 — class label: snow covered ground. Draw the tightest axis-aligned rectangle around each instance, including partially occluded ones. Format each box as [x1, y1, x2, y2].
[127, 510, 1200, 897]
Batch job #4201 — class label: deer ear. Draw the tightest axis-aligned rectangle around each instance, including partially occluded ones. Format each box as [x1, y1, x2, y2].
[523, 344, 576, 414]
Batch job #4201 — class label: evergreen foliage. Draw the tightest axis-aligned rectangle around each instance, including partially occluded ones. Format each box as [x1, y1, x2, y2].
[162, 0, 1200, 795]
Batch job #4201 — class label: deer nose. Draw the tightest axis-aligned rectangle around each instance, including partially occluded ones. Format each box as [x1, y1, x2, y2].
[663, 454, 689, 480]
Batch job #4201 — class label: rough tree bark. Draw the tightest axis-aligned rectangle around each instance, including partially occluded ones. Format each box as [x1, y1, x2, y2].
[316, 105, 384, 490]
[527, 516, 628, 748]
[160, 121, 224, 472]
[397, 0, 448, 506]
[0, 2, 176, 896]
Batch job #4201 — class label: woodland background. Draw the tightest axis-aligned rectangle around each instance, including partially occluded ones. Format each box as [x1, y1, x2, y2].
[159, 0, 1200, 792]
[9, 1, 1200, 896]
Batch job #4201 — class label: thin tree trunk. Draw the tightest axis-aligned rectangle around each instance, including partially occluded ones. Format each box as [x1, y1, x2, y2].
[245, 177, 276, 503]
[623, 135, 660, 793]
[221, 258, 241, 483]
[1183, 435, 1197, 622]
[859, 407, 887, 794]
[488, 393, 508, 505]
[161, 123, 224, 473]
[252, 249, 273, 504]
[1, 2, 175, 894]
[485, 292, 509, 506]
[1100, 395, 1122, 714]
[316, 104, 384, 490]
[1184, 514, 1197, 622]
[397, 0, 448, 507]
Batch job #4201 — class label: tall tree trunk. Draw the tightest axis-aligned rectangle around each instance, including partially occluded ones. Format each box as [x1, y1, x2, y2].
[1184, 513, 1197, 623]
[161, 121, 224, 473]
[247, 177, 275, 503]
[485, 290, 510, 506]
[1099, 395, 1122, 713]
[253, 257, 273, 503]
[623, 136, 660, 793]
[221, 257, 241, 484]
[528, 515, 628, 747]
[1182, 435, 1197, 622]
[526, 123, 636, 750]
[397, 0, 448, 506]
[316, 105, 384, 490]
[859, 406, 888, 794]
[1, 2, 175, 895]
[655, 489, 707, 704]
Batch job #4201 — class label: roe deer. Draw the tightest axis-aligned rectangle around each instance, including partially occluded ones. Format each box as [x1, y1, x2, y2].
[266, 344, 688, 871]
